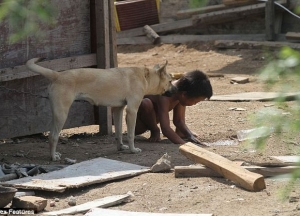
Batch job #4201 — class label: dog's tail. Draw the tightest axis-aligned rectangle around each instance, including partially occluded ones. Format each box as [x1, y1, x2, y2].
[26, 58, 59, 82]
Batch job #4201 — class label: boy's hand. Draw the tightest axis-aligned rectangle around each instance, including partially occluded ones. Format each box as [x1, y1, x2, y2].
[187, 135, 209, 147]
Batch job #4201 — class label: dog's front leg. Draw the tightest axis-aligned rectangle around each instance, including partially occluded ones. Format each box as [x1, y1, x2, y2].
[113, 106, 129, 151]
[126, 105, 142, 153]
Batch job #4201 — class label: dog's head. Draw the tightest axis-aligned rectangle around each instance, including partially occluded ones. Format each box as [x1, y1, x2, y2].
[150, 60, 177, 96]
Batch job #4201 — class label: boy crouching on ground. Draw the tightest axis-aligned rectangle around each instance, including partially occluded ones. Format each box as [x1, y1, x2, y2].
[135, 70, 213, 145]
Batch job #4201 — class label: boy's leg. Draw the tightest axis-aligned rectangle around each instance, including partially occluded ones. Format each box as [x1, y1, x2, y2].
[136, 98, 161, 142]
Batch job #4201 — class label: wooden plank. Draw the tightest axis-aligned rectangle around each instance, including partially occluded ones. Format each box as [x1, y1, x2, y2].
[192, 0, 287, 26]
[42, 194, 131, 216]
[210, 91, 300, 102]
[286, 32, 300, 40]
[176, 4, 229, 19]
[143, 25, 161, 44]
[175, 165, 299, 178]
[214, 40, 300, 50]
[265, 0, 275, 41]
[85, 208, 213, 216]
[223, 0, 258, 6]
[94, 0, 113, 135]
[0, 54, 96, 82]
[117, 34, 287, 45]
[179, 142, 266, 191]
[1, 157, 149, 192]
[117, 19, 193, 39]
[270, 156, 300, 165]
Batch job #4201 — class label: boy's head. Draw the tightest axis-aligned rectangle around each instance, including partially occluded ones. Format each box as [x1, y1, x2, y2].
[175, 70, 213, 100]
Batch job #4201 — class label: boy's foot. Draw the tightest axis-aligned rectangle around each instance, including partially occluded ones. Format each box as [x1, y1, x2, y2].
[148, 130, 161, 142]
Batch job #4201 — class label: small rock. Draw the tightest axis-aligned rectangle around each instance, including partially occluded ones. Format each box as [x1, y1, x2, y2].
[12, 196, 47, 212]
[230, 77, 249, 84]
[159, 207, 168, 211]
[49, 200, 56, 207]
[289, 196, 299, 203]
[64, 158, 77, 164]
[68, 196, 76, 206]
[54, 198, 60, 202]
[150, 153, 172, 173]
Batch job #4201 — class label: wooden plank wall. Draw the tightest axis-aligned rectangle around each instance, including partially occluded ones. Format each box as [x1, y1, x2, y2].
[281, 0, 300, 33]
[0, 0, 95, 139]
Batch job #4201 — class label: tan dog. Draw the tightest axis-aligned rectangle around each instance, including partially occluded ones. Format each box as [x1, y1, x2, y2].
[26, 58, 176, 161]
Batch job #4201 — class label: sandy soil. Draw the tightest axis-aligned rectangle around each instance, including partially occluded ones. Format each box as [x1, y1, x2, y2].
[1, 42, 300, 216]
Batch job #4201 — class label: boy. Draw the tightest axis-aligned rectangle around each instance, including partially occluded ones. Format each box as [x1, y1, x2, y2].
[135, 70, 213, 145]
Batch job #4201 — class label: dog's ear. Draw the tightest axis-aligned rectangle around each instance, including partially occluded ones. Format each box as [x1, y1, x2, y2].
[156, 60, 168, 75]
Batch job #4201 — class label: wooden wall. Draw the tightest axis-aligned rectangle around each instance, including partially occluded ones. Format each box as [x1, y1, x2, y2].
[0, 0, 95, 139]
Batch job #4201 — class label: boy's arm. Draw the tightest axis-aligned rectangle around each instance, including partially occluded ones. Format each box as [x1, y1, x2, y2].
[173, 103, 202, 144]
[156, 97, 186, 144]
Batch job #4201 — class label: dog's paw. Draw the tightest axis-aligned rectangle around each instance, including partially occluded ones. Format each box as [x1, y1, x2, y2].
[52, 152, 62, 161]
[120, 144, 129, 150]
[130, 148, 142, 153]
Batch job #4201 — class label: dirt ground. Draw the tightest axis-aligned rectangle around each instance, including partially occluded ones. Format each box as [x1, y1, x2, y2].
[1, 42, 300, 216]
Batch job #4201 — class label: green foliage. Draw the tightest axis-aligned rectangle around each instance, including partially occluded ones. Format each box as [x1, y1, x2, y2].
[0, 0, 56, 43]
[189, 0, 208, 8]
[251, 47, 300, 195]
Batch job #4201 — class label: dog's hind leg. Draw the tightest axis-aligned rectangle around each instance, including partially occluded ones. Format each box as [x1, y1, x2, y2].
[48, 95, 73, 161]
[112, 106, 129, 151]
[126, 102, 142, 153]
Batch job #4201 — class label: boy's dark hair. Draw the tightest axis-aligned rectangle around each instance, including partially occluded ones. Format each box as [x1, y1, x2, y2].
[175, 70, 213, 99]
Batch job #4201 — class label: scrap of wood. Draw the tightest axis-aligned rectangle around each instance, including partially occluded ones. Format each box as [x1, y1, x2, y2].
[223, 0, 258, 6]
[1, 157, 149, 192]
[42, 194, 131, 216]
[286, 32, 300, 40]
[174, 165, 299, 178]
[270, 156, 300, 166]
[0, 54, 96, 82]
[230, 77, 249, 84]
[214, 40, 300, 50]
[143, 25, 160, 44]
[192, 0, 287, 26]
[265, 0, 275, 41]
[210, 92, 300, 102]
[85, 208, 213, 216]
[179, 142, 266, 191]
[117, 34, 286, 45]
[117, 19, 193, 39]
[177, 4, 229, 19]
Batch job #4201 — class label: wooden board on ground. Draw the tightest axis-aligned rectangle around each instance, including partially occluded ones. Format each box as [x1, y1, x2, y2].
[42, 194, 130, 216]
[85, 208, 213, 216]
[179, 142, 266, 191]
[1, 157, 149, 192]
[270, 156, 300, 165]
[117, 34, 287, 45]
[175, 165, 299, 178]
[214, 40, 300, 50]
[210, 92, 300, 102]
[286, 32, 300, 41]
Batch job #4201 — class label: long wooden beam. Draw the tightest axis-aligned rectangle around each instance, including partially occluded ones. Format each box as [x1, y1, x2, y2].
[117, 19, 193, 39]
[214, 39, 300, 50]
[179, 142, 266, 192]
[192, 0, 287, 26]
[175, 165, 298, 178]
[0, 54, 96, 82]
